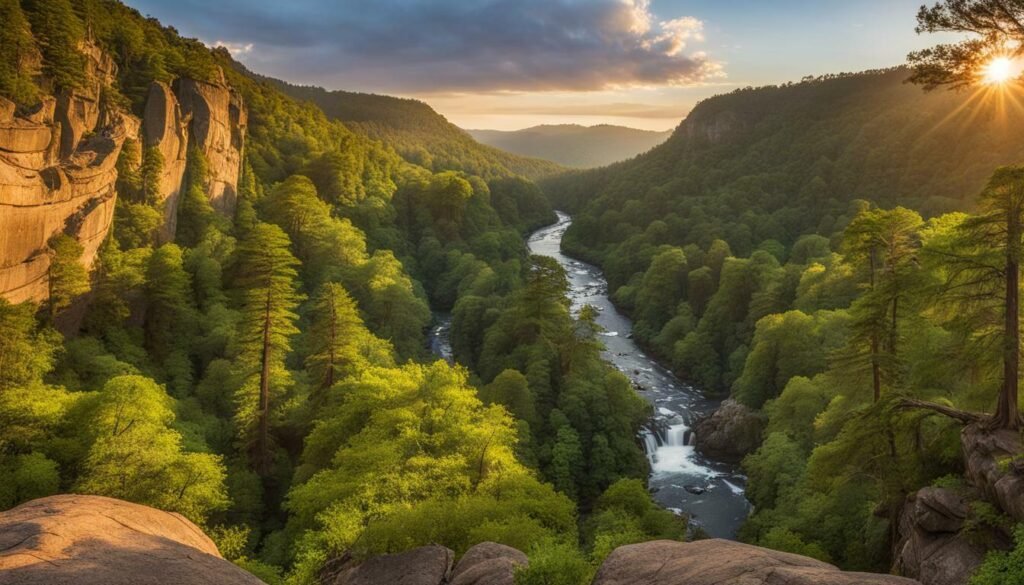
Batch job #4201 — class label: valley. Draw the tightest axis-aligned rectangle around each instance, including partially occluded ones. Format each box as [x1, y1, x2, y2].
[3, 1, 1024, 585]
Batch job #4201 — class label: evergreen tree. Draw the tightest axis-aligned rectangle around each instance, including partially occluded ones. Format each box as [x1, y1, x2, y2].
[46, 233, 90, 323]
[0, 0, 40, 105]
[145, 244, 198, 395]
[909, 0, 1024, 89]
[305, 281, 391, 395]
[22, 0, 86, 91]
[233, 223, 303, 472]
[140, 145, 165, 205]
[933, 167, 1024, 429]
[842, 208, 923, 401]
[0, 300, 59, 390]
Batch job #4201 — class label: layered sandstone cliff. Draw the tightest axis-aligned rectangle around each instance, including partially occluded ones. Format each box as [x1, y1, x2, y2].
[0, 42, 246, 304]
[142, 81, 189, 241]
[176, 68, 247, 215]
[0, 39, 137, 305]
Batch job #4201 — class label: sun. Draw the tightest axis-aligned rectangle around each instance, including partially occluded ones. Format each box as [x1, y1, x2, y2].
[983, 57, 1015, 84]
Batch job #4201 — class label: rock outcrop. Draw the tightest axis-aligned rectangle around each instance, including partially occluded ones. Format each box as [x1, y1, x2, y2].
[593, 539, 919, 585]
[892, 487, 992, 585]
[450, 542, 527, 585]
[321, 545, 454, 585]
[0, 43, 247, 305]
[961, 423, 1024, 523]
[322, 539, 917, 585]
[142, 81, 189, 240]
[693, 399, 766, 461]
[176, 68, 247, 215]
[321, 542, 527, 585]
[0, 37, 138, 304]
[0, 494, 265, 585]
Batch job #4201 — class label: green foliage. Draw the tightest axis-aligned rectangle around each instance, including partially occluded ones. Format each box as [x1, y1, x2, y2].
[970, 525, 1024, 585]
[515, 540, 595, 585]
[584, 479, 687, 563]
[46, 233, 90, 322]
[0, 0, 40, 105]
[0, 300, 60, 390]
[22, 0, 86, 91]
[288, 362, 576, 569]
[76, 375, 228, 523]
[232, 223, 303, 471]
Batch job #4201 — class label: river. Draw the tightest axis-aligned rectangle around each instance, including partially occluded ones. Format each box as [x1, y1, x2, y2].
[430, 211, 752, 538]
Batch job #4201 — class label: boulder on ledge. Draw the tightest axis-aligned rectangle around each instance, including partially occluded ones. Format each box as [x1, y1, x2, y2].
[450, 542, 528, 585]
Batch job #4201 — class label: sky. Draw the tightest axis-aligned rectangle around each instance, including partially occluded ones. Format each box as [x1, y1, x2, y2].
[123, 0, 957, 131]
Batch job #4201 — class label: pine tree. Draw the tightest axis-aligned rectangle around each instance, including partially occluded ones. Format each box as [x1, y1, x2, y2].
[0, 0, 40, 105]
[46, 234, 90, 323]
[909, 1, 1024, 89]
[140, 145, 165, 205]
[305, 282, 391, 397]
[145, 244, 198, 395]
[842, 207, 922, 402]
[233, 223, 303, 472]
[936, 167, 1024, 429]
[22, 0, 86, 91]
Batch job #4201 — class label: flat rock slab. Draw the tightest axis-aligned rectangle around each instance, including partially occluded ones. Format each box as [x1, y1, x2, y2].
[0, 494, 264, 585]
[593, 539, 921, 585]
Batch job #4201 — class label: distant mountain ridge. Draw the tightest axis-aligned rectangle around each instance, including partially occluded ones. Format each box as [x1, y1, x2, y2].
[468, 124, 672, 168]
[264, 80, 564, 180]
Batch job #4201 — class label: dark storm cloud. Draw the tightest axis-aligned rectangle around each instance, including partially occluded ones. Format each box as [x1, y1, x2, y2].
[128, 0, 722, 92]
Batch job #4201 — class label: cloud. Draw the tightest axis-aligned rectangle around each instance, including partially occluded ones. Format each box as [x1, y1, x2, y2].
[128, 0, 723, 93]
[211, 40, 253, 56]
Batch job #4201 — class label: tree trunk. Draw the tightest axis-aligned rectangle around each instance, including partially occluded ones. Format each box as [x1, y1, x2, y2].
[870, 249, 881, 403]
[995, 211, 1023, 430]
[871, 334, 882, 403]
[325, 298, 336, 389]
[890, 295, 899, 357]
[257, 289, 272, 473]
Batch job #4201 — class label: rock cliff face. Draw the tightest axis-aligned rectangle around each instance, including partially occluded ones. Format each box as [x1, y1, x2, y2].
[892, 487, 992, 585]
[142, 81, 189, 241]
[176, 68, 247, 215]
[961, 423, 1024, 523]
[0, 495, 264, 585]
[0, 38, 138, 305]
[0, 45, 246, 304]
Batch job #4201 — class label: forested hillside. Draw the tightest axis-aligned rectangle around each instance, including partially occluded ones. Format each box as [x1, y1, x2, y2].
[0, 1, 680, 583]
[266, 80, 564, 180]
[542, 66, 1024, 575]
[469, 124, 671, 168]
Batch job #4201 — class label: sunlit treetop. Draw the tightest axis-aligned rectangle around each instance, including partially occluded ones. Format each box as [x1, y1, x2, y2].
[908, 0, 1024, 89]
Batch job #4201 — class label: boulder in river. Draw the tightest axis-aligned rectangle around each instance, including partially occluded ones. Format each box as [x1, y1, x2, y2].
[693, 399, 766, 462]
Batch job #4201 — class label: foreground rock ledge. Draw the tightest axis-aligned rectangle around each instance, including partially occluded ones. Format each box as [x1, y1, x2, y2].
[0, 494, 264, 585]
[592, 539, 920, 585]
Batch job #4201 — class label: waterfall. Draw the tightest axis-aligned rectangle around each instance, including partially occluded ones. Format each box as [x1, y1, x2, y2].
[665, 424, 687, 446]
